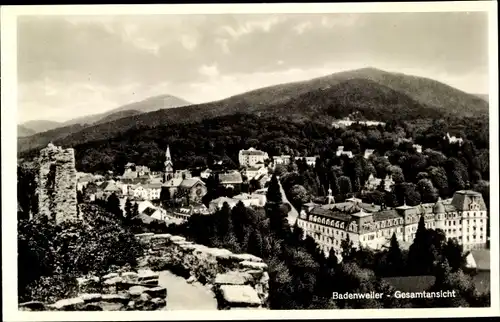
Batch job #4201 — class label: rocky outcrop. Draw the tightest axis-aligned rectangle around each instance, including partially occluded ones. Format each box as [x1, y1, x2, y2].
[19, 269, 167, 311]
[136, 233, 269, 310]
[37, 143, 78, 224]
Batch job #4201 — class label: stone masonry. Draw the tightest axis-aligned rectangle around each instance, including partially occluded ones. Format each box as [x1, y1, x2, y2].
[136, 233, 270, 310]
[37, 143, 78, 224]
[19, 269, 167, 311]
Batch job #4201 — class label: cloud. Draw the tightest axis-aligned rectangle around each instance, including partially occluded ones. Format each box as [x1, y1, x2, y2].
[17, 12, 489, 123]
[198, 64, 220, 78]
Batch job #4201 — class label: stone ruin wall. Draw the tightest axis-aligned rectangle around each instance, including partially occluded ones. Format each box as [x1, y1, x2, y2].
[19, 233, 269, 311]
[37, 144, 78, 224]
[136, 233, 269, 310]
[19, 269, 167, 311]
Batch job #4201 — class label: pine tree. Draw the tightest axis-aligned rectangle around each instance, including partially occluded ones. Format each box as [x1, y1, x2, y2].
[132, 202, 139, 218]
[386, 233, 404, 276]
[341, 234, 354, 262]
[124, 198, 132, 222]
[266, 174, 283, 204]
[106, 193, 123, 220]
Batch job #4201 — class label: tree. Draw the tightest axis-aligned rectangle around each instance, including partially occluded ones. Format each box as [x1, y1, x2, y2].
[338, 176, 352, 195]
[132, 202, 139, 218]
[289, 185, 310, 211]
[106, 193, 123, 220]
[267, 174, 283, 204]
[417, 178, 439, 203]
[340, 234, 354, 263]
[385, 233, 405, 276]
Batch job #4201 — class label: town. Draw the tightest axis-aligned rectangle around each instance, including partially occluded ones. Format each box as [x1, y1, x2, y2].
[71, 127, 488, 260]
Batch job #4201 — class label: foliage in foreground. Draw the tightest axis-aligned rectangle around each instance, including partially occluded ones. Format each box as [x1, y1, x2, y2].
[18, 204, 143, 303]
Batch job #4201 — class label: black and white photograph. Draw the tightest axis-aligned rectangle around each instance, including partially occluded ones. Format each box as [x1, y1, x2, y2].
[2, 2, 499, 320]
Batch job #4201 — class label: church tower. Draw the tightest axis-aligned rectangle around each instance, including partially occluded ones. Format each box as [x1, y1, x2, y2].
[164, 145, 174, 181]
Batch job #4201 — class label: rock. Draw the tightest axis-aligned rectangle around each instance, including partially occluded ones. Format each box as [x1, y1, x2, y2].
[219, 285, 262, 307]
[19, 301, 46, 311]
[229, 254, 263, 263]
[144, 286, 167, 298]
[121, 272, 139, 279]
[240, 261, 268, 270]
[137, 270, 160, 282]
[260, 272, 269, 283]
[215, 272, 252, 285]
[127, 301, 135, 309]
[151, 233, 172, 239]
[186, 275, 196, 284]
[169, 235, 186, 242]
[102, 294, 130, 303]
[102, 272, 119, 280]
[129, 285, 150, 297]
[135, 233, 155, 238]
[150, 297, 166, 309]
[138, 293, 152, 303]
[81, 303, 103, 311]
[79, 293, 102, 303]
[50, 297, 85, 310]
[103, 276, 123, 285]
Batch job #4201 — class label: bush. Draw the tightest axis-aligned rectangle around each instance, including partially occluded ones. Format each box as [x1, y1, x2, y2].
[18, 204, 143, 303]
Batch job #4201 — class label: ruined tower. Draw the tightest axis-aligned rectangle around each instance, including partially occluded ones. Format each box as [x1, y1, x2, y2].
[37, 143, 78, 224]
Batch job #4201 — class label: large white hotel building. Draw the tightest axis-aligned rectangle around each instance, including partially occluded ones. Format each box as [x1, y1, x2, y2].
[296, 190, 488, 254]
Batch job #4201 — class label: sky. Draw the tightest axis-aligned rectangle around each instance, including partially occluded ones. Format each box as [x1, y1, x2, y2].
[17, 12, 490, 123]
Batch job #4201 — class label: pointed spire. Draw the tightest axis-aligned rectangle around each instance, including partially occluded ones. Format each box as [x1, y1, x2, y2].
[166, 145, 171, 160]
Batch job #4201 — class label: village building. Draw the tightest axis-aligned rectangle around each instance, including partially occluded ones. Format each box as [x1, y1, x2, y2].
[444, 132, 464, 146]
[200, 168, 212, 179]
[238, 147, 269, 167]
[162, 177, 207, 203]
[363, 174, 395, 192]
[169, 204, 211, 222]
[219, 171, 243, 189]
[295, 156, 318, 167]
[336, 146, 354, 158]
[332, 117, 385, 128]
[363, 149, 375, 159]
[209, 197, 239, 212]
[296, 190, 488, 256]
[273, 155, 291, 167]
[243, 164, 268, 180]
[412, 144, 423, 153]
[122, 163, 151, 180]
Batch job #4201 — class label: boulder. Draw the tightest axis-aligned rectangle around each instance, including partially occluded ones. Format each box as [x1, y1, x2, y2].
[49, 297, 84, 310]
[102, 272, 119, 280]
[102, 294, 130, 304]
[143, 286, 167, 298]
[169, 235, 186, 242]
[240, 261, 268, 270]
[218, 285, 262, 307]
[103, 276, 124, 286]
[79, 293, 102, 303]
[19, 301, 46, 311]
[215, 272, 252, 285]
[229, 254, 263, 263]
[129, 285, 150, 297]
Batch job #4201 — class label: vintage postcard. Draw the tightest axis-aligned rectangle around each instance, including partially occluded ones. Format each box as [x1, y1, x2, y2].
[2, 1, 499, 320]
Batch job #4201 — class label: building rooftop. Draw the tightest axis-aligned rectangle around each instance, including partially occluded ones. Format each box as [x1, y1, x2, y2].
[179, 178, 204, 189]
[309, 207, 352, 222]
[219, 172, 243, 184]
[373, 210, 400, 222]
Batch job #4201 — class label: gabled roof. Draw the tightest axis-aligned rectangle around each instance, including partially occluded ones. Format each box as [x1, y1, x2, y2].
[142, 207, 157, 217]
[163, 178, 183, 187]
[179, 177, 205, 189]
[219, 172, 243, 184]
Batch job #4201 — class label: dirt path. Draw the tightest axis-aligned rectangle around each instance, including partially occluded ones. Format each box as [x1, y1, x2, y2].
[158, 270, 218, 310]
[278, 179, 299, 227]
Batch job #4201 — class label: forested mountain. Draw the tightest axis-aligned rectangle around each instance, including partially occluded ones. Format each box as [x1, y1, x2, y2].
[17, 68, 488, 154]
[19, 120, 62, 134]
[17, 125, 36, 137]
[18, 94, 191, 137]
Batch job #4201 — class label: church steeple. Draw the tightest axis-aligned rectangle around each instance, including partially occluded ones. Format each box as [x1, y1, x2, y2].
[164, 145, 174, 181]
